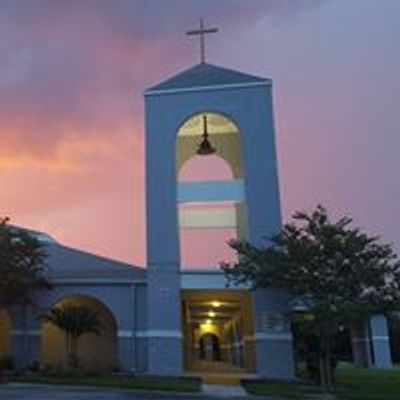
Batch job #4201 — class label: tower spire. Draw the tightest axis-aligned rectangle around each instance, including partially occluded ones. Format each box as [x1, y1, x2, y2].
[186, 18, 218, 64]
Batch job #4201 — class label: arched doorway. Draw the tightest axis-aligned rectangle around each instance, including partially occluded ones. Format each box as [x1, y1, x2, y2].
[200, 333, 221, 361]
[41, 295, 118, 370]
[0, 310, 11, 368]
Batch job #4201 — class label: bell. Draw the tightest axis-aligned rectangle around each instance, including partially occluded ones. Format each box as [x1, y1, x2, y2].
[196, 115, 216, 156]
[197, 137, 216, 155]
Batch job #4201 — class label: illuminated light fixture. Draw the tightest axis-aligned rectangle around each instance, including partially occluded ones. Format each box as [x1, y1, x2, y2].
[208, 311, 216, 318]
[196, 115, 216, 156]
[211, 301, 221, 308]
[205, 319, 212, 325]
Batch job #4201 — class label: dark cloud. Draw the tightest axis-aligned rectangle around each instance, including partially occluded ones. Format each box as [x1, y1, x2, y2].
[0, 0, 326, 160]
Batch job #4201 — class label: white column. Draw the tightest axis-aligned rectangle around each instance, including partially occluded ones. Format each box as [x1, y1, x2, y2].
[370, 315, 392, 369]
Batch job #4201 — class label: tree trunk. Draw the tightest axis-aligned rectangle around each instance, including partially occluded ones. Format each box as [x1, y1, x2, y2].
[69, 335, 79, 368]
[65, 333, 71, 368]
[319, 329, 335, 390]
[325, 334, 334, 388]
[21, 304, 28, 371]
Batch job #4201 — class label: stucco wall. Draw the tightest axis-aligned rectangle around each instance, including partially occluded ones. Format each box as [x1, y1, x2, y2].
[9, 282, 147, 372]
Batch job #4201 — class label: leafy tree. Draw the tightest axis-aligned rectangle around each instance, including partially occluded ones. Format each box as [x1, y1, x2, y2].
[42, 305, 102, 368]
[0, 217, 50, 308]
[0, 217, 50, 374]
[222, 205, 400, 388]
[388, 313, 400, 363]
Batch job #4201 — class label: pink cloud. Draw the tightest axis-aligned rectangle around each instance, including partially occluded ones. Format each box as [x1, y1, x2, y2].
[0, 0, 330, 265]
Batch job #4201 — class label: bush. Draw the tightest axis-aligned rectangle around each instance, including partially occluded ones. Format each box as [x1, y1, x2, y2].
[0, 357, 14, 371]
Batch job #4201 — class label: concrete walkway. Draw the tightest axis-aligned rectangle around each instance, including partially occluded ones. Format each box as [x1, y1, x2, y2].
[0, 382, 335, 399]
[201, 384, 248, 398]
[0, 383, 230, 400]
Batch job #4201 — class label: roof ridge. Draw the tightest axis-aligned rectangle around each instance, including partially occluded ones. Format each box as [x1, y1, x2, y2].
[146, 63, 269, 94]
[48, 242, 143, 270]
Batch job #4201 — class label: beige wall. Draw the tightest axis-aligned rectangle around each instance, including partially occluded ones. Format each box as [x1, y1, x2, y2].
[41, 296, 118, 370]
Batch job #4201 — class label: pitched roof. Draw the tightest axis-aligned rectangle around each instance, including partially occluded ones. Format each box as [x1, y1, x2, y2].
[43, 243, 145, 282]
[7, 225, 145, 282]
[146, 63, 269, 94]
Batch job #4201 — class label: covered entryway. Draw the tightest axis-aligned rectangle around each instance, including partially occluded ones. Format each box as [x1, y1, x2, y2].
[0, 309, 11, 368]
[182, 289, 256, 375]
[41, 295, 118, 370]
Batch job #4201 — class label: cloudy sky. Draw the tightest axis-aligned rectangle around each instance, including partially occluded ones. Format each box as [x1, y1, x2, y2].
[1, 0, 399, 266]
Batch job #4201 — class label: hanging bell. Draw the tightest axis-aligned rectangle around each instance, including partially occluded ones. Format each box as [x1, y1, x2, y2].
[196, 115, 216, 156]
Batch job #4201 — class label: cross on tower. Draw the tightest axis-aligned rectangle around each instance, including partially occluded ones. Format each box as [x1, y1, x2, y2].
[186, 18, 218, 64]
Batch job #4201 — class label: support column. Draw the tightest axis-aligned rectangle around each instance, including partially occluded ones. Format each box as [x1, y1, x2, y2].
[147, 267, 183, 376]
[117, 285, 136, 372]
[11, 330, 41, 370]
[370, 315, 392, 369]
[11, 305, 41, 371]
[118, 333, 134, 372]
[252, 289, 294, 379]
[145, 94, 183, 376]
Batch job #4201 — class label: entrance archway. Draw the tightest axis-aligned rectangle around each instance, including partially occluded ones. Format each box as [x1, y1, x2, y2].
[0, 310, 11, 368]
[41, 295, 118, 370]
[200, 333, 221, 361]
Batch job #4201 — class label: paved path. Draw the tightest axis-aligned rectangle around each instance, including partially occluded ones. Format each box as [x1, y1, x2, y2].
[202, 384, 248, 397]
[0, 383, 217, 400]
[0, 382, 335, 400]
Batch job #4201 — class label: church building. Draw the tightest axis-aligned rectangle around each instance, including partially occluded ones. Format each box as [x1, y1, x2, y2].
[0, 27, 394, 379]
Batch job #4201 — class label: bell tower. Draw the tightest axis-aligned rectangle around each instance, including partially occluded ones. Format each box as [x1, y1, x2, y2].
[144, 59, 293, 376]
[144, 19, 292, 380]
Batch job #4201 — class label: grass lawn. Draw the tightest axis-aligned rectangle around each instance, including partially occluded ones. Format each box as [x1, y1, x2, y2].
[244, 365, 400, 400]
[10, 366, 400, 398]
[335, 366, 400, 400]
[243, 379, 321, 398]
[12, 374, 201, 393]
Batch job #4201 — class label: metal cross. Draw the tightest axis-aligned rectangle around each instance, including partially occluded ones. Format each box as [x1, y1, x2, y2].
[186, 18, 218, 64]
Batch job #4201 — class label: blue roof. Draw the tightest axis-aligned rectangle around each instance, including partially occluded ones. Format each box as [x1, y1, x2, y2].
[146, 63, 269, 93]
[44, 243, 145, 281]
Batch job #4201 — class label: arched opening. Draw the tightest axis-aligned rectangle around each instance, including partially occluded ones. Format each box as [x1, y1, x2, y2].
[176, 112, 247, 269]
[0, 309, 11, 369]
[176, 112, 243, 178]
[200, 333, 221, 361]
[41, 295, 118, 370]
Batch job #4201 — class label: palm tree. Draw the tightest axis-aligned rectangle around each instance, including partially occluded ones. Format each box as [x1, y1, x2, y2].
[42, 305, 102, 368]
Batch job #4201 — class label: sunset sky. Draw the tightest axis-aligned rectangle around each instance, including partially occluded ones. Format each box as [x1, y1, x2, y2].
[1, 0, 399, 266]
